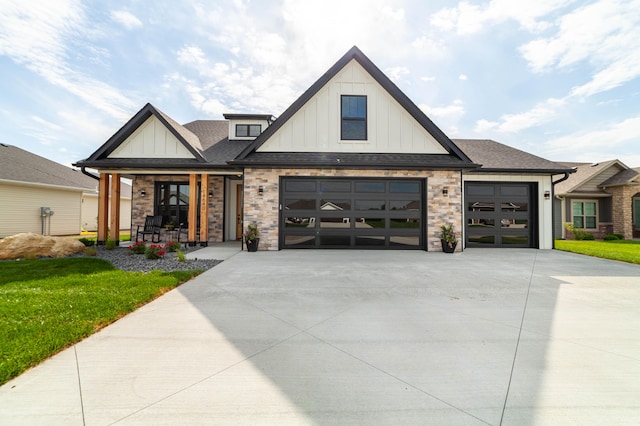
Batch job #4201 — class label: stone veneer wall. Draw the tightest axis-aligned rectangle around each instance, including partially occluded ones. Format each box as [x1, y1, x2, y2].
[243, 167, 462, 251]
[132, 174, 225, 243]
[607, 186, 635, 240]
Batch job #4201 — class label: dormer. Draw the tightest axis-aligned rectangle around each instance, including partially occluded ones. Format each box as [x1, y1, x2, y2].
[223, 113, 274, 140]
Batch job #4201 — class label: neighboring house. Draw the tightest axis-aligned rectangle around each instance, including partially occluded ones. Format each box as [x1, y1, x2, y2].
[554, 160, 640, 239]
[0, 144, 131, 238]
[75, 46, 572, 250]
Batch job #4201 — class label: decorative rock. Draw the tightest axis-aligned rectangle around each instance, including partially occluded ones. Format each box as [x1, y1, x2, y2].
[0, 233, 86, 260]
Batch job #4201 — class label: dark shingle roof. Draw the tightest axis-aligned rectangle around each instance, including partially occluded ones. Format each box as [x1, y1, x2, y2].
[554, 160, 626, 194]
[452, 139, 572, 173]
[0, 144, 97, 190]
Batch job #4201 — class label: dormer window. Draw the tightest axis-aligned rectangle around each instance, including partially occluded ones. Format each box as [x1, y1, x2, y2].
[341, 95, 367, 140]
[236, 124, 261, 138]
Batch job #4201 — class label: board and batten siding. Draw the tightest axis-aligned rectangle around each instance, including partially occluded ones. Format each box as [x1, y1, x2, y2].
[109, 115, 195, 159]
[0, 181, 83, 237]
[258, 60, 448, 155]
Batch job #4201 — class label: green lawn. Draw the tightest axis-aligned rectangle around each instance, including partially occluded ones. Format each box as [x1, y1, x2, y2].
[0, 258, 202, 385]
[555, 239, 640, 264]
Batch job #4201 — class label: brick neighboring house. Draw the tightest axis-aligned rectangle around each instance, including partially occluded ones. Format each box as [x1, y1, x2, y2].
[75, 46, 573, 250]
[0, 144, 131, 237]
[554, 160, 640, 240]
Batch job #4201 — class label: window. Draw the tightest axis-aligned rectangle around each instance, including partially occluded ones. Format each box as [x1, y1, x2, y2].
[236, 124, 261, 137]
[155, 182, 195, 228]
[341, 95, 367, 140]
[572, 201, 597, 229]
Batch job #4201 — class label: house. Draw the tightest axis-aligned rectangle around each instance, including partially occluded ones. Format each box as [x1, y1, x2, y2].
[75, 46, 572, 250]
[0, 144, 131, 238]
[554, 160, 640, 239]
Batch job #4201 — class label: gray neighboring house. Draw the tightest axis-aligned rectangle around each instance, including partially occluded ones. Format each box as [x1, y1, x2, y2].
[76, 46, 573, 250]
[554, 160, 640, 239]
[0, 144, 131, 238]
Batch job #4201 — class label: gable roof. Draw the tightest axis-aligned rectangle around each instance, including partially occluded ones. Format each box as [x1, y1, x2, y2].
[0, 144, 98, 191]
[233, 46, 475, 168]
[452, 139, 573, 173]
[554, 159, 630, 194]
[75, 104, 249, 170]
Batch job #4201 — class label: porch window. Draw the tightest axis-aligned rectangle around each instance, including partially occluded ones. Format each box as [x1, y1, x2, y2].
[572, 201, 597, 229]
[155, 182, 196, 228]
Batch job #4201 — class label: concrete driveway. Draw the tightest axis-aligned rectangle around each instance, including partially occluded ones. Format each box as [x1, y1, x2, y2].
[1, 249, 639, 425]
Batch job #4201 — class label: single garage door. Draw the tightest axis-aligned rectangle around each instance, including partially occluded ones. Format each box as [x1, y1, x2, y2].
[465, 182, 537, 248]
[281, 177, 424, 249]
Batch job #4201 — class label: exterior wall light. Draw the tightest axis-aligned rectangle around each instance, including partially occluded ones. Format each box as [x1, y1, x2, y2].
[258, 186, 264, 195]
[442, 187, 449, 196]
[208, 190, 213, 198]
[544, 190, 550, 200]
[140, 190, 146, 197]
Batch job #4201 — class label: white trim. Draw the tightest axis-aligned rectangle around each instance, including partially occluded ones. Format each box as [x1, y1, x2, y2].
[570, 199, 599, 230]
[0, 178, 88, 193]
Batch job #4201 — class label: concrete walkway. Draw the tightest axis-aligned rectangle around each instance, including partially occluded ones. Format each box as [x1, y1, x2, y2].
[1, 249, 639, 425]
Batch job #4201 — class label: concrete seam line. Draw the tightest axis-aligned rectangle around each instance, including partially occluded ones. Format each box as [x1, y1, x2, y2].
[499, 251, 538, 425]
[74, 346, 86, 426]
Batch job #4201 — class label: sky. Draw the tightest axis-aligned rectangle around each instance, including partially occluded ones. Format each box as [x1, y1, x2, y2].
[1, 0, 639, 169]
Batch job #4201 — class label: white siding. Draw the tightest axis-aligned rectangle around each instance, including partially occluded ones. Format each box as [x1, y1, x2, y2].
[81, 194, 132, 231]
[0, 182, 82, 237]
[462, 174, 555, 249]
[259, 60, 447, 154]
[109, 116, 195, 159]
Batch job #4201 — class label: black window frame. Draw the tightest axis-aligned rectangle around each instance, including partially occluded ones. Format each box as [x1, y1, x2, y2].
[154, 181, 199, 228]
[236, 124, 262, 138]
[341, 95, 367, 140]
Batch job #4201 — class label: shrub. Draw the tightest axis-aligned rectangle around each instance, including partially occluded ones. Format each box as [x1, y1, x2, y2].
[176, 249, 186, 263]
[128, 241, 147, 255]
[166, 240, 181, 252]
[85, 246, 97, 256]
[144, 244, 166, 260]
[613, 233, 625, 240]
[604, 234, 621, 241]
[78, 237, 95, 247]
[582, 233, 595, 240]
[105, 238, 117, 250]
[564, 223, 593, 240]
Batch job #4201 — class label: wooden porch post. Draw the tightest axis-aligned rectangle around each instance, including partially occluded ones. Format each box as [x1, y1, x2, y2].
[97, 173, 110, 245]
[109, 173, 121, 245]
[188, 174, 198, 245]
[199, 174, 209, 246]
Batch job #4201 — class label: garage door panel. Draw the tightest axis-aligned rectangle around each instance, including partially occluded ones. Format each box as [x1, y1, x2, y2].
[281, 177, 424, 249]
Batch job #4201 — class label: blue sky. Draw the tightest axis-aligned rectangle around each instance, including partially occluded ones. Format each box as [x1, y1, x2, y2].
[1, 0, 639, 169]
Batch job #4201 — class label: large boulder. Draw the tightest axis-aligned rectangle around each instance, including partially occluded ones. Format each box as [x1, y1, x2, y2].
[0, 233, 86, 260]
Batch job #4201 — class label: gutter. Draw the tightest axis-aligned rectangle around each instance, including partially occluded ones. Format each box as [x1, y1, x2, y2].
[81, 167, 100, 180]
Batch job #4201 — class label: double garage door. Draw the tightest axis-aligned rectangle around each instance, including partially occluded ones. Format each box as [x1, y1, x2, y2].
[281, 177, 423, 249]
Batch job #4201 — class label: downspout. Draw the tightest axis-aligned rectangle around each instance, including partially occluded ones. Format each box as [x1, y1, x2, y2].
[550, 172, 571, 248]
[81, 167, 100, 181]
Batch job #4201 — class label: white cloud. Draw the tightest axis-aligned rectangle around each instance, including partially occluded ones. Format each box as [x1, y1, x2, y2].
[430, 0, 572, 35]
[458, 74, 468, 81]
[545, 116, 640, 157]
[476, 97, 566, 133]
[0, 1, 137, 120]
[110, 10, 142, 30]
[520, 0, 640, 97]
[385, 66, 409, 82]
[420, 100, 465, 134]
[421, 76, 436, 82]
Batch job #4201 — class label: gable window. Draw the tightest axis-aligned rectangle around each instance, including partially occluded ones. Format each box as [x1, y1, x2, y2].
[236, 124, 261, 137]
[341, 95, 367, 140]
[572, 201, 597, 229]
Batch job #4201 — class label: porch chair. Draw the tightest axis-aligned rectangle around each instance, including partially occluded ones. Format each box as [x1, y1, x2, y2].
[136, 215, 163, 242]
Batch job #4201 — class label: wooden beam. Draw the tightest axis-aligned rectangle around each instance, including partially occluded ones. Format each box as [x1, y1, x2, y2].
[199, 174, 209, 245]
[188, 174, 198, 244]
[97, 173, 110, 244]
[109, 173, 121, 245]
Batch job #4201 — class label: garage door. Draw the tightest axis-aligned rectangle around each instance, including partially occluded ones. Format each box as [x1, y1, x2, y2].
[465, 182, 536, 248]
[281, 178, 424, 249]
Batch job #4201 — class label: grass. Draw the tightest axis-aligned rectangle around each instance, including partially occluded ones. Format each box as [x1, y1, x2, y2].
[0, 258, 202, 385]
[555, 239, 640, 264]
